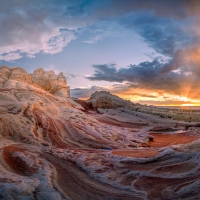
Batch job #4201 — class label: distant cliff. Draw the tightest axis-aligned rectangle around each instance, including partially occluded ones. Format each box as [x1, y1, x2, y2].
[87, 91, 134, 110]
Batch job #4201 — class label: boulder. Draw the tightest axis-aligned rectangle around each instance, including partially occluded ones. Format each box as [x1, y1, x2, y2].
[87, 91, 134, 110]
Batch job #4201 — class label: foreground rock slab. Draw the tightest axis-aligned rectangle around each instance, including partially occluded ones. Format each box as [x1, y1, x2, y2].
[0, 66, 200, 199]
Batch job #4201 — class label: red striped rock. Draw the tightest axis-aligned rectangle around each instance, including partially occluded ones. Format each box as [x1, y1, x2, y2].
[0, 66, 199, 199]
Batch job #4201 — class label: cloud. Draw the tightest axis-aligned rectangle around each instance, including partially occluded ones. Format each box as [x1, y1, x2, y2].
[138, 100, 192, 106]
[87, 60, 161, 82]
[119, 13, 190, 57]
[43, 30, 76, 54]
[70, 80, 156, 99]
[0, 52, 22, 61]
[86, 59, 200, 99]
[71, 86, 106, 98]
[79, 0, 200, 101]
[83, 33, 108, 44]
[1, 0, 200, 107]
[0, 1, 85, 61]
[70, 80, 199, 106]
[63, 0, 200, 22]
[65, 73, 77, 80]
[82, 20, 120, 44]
[0, 0, 199, 62]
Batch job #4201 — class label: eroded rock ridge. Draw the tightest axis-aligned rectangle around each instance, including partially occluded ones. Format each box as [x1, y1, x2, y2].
[0, 66, 200, 199]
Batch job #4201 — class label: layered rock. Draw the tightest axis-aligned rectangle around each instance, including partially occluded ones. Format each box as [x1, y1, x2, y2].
[0, 66, 70, 98]
[0, 66, 200, 199]
[0, 66, 151, 199]
[73, 98, 94, 110]
[87, 91, 134, 110]
[31, 68, 70, 97]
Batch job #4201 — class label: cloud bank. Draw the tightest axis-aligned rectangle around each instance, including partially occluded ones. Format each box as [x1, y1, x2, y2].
[1, 0, 198, 61]
[84, 0, 200, 101]
[2, 0, 200, 104]
[0, 0, 94, 61]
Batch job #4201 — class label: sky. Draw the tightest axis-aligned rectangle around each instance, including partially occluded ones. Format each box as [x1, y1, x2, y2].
[1, 0, 200, 106]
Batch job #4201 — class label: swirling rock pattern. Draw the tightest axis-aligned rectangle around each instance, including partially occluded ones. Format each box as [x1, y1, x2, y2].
[0, 66, 200, 199]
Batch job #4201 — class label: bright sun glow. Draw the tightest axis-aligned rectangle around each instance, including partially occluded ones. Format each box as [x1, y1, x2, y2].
[178, 96, 190, 102]
[180, 104, 194, 106]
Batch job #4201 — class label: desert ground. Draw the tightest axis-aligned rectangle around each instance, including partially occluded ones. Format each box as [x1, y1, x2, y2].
[0, 66, 200, 199]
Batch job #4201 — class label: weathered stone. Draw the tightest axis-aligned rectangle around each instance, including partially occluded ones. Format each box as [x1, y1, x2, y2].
[87, 91, 134, 110]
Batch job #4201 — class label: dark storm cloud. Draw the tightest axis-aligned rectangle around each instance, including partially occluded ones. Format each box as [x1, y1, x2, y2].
[1, 0, 200, 101]
[119, 14, 190, 57]
[0, 0, 199, 61]
[88, 60, 161, 82]
[64, 0, 200, 20]
[87, 60, 200, 98]
[83, 0, 200, 99]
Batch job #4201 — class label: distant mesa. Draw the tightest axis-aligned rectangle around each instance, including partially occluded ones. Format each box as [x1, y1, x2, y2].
[87, 91, 134, 110]
[73, 91, 135, 111]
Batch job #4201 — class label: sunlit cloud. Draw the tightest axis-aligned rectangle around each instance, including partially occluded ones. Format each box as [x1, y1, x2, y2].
[2, 0, 200, 105]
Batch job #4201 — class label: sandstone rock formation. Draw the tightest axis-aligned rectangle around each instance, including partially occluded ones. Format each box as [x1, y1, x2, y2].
[87, 91, 134, 110]
[0, 66, 200, 199]
[73, 98, 94, 111]
[0, 66, 70, 98]
[31, 67, 70, 97]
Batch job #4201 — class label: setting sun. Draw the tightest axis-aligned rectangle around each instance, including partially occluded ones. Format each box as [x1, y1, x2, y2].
[180, 104, 194, 106]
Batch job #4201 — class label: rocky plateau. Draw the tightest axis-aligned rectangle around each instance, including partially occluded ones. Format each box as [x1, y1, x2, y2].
[0, 66, 200, 200]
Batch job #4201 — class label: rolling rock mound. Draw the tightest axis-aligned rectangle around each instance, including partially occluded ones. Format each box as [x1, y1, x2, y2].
[86, 91, 134, 110]
[0, 66, 200, 199]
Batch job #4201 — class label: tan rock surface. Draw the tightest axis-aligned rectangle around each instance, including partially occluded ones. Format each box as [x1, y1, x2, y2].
[0, 66, 200, 199]
[0, 66, 70, 98]
[87, 91, 134, 110]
